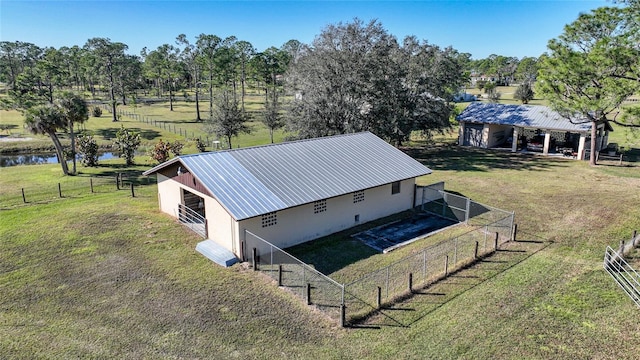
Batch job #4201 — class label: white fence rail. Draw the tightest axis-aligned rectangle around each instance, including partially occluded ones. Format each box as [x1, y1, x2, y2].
[177, 203, 207, 239]
[603, 246, 640, 308]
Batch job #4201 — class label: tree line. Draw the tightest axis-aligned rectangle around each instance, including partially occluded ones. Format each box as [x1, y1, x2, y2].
[1, 1, 638, 171]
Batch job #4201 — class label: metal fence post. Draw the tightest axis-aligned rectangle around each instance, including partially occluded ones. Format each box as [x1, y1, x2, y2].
[377, 286, 382, 309]
[21, 188, 26, 203]
[90, 178, 94, 193]
[422, 250, 427, 280]
[278, 265, 283, 286]
[408, 273, 413, 293]
[454, 237, 458, 265]
[58, 183, 62, 198]
[386, 267, 390, 299]
[484, 225, 488, 251]
[465, 197, 471, 223]
[307, 283, 312, 305]
[513, 223, 518, 242]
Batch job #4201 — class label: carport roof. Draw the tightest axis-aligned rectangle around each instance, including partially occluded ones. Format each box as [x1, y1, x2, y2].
[144, 132, 432, 221]
[457, 102, 593, 132]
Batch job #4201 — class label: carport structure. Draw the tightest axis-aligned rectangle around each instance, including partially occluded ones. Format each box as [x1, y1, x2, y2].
[457, 102, 612, 160]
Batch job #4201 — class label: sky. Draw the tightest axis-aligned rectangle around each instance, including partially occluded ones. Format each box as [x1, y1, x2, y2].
[1, 0, 613, 59]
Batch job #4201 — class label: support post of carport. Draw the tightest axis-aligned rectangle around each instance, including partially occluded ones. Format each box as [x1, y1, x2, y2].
[511, 127, 519, 153]
[577, 135, 587, 160]
[543, 131, 551, 155]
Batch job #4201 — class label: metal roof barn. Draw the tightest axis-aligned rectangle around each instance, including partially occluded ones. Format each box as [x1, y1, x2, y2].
[144, 132, 432, 220]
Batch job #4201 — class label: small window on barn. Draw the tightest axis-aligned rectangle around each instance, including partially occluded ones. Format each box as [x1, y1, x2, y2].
[261, 212, 277, 227]
[391, 181, 401, 195]
[353, 190, 365, 203]
[314, 199, 327, 214]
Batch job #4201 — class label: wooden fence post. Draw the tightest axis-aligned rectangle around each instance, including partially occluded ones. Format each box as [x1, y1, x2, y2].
[58, 183, 62, 198]
[252, 248, 257, 271]
[21, 188, 26, 203]
[474, 241, 479, 260]
[116, 173, 120, 190]
[90, 178, 94, 193]
[444, 255, 449, 276]
[130, 183, 135, 197]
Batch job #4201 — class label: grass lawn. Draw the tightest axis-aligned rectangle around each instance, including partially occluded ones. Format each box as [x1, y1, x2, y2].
[2, 140, 639, 358]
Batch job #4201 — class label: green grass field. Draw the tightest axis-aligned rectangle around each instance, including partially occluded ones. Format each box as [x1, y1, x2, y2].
[1, 139, 639, 358]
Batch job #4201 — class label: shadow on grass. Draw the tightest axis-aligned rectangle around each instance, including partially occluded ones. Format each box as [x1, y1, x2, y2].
[348, 238, 552, 328]
[404, 143, 570, 172]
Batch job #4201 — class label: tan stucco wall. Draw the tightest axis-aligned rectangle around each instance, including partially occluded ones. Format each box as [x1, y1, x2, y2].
[157, 174, 183, 217]
[238, 179, 417, 252]
[204, 195, 237, 254]
[157, 177, 420, 259]
[157, 176, 237, 254]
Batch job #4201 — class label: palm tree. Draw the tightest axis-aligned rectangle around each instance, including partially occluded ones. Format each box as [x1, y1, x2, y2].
[24, 105, 69, 175]
[56, 92, 88, 174]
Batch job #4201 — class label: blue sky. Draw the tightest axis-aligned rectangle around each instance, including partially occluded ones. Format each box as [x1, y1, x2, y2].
[1, 0, 612, 59]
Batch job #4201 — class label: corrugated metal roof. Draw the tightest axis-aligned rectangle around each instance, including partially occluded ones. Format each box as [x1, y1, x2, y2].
[456, 103, 592, 132]
[145, 132, 431, 221]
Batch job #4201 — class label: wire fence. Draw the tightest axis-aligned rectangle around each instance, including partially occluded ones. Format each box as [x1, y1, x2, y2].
[417, 184, 515, 227]
[94, 103, 222, 148]
[343, 215, 513, 323]
[244, 230, 346, 324]
[0, 172, 156, 209]
[242, 186, 515, 326]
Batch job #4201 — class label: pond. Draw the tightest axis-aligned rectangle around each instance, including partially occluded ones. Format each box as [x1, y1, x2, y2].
[0, 152, 120, 167]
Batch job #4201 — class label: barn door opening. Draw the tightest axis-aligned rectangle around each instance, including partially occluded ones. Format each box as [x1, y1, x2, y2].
[182, 189, 205, 217]
[179, 189, 207, 238]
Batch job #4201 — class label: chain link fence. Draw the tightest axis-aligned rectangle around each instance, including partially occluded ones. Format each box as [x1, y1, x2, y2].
[417, 183, 514, 228]
[343, 215, 513, 323]
[242, 188, 514, 326]
[244, 230, 346, 324]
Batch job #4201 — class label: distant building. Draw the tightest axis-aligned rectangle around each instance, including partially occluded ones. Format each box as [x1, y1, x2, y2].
[456, 102, 612, 160]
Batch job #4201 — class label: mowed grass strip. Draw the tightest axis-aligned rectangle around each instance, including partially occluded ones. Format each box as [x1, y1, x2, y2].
[0, 171, 339, 359]
[1, 144, 640, 359]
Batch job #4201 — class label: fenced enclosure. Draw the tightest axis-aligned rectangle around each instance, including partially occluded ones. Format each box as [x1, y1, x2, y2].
[0, 172, 155, 208]
[244, 230, 346, 324]
[244, 197, 515, 326]
[343, 218, 512, 323]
